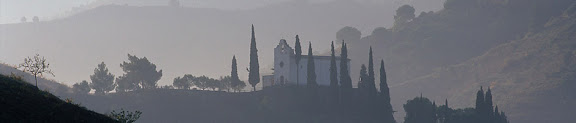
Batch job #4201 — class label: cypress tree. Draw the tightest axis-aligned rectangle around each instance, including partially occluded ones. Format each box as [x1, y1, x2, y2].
[231, 56, 240, 92]
[475, 87, 485, 112]
[295, 35, 302, 86]
[306, 42, 317, 87]
[486, 88, 494, 121]
[380, 60, 395, 123]
[248, 25, 260, 91]
[494, 106, 501, 123]
[367, 46, 377, 96]
[443, 99, 450, 123]
[329, 41, 338, 87]
[358, 64, 368, 89]
[500, 112, 509, 123]
[339, 41, 352, 105]
[476, 87, 488, 123]
[339, 41, 352, 89]
[433, 102, 438, 123]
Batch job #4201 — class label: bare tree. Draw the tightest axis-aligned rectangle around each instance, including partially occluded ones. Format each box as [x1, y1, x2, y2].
[18, 54, 54, 88]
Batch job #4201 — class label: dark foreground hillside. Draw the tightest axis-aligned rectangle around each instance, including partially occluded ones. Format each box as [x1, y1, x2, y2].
[73, 86, 387, 123]
[0, 74, 118, 122]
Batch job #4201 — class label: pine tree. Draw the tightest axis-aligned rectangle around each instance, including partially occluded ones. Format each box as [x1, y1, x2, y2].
[329, 41, 338, 87]
[367, 46, 377, 96]
[248, 25, 260, 91]
[380, 60, 396, 123]
[295, 35, 302, 86]
[231, 56, 241, 92]
[306, 42, 317, 87]
[339, 41, 352, 89]
[90, 62, 115, 95]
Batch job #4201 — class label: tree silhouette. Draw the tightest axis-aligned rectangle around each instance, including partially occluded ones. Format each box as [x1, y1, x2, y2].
[116, 54, 162, 92]
[172, 76, 190, 89]
[476, 87, 488, 123]
[32, 16, 39, 23]
[329, 41, 338, 87]
[90, 62, 115, 95]
[358, 64, 368, 90]
[206, 77, 219, 91]
[295, 35, 302, 86]
[219, 76, 232, 92]
[195, 75, 210, 90]
[18, 53, 54, 88]
[231, 56, 241, 92]
[73, 80, 91, 94]
[20, 17, 27, 23]
[380, 60, 395, 123]
[339, 42, 352, 89]
[367, 47, 377, 96]
[233, 80, 247, 92]
[403, 96, 436, 123]
[394, 5, 416, 28]
[486, 88, 494, 122]
[336, 27, 361, 43]
[248, 25, 260, 91]
[306, 42, 317, 87]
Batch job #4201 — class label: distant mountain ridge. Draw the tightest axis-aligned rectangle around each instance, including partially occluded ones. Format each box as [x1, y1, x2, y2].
[347, 0, 576, 122]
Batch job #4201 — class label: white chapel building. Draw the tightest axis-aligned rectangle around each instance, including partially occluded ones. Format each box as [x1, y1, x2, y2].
[263, 39, 350, 87]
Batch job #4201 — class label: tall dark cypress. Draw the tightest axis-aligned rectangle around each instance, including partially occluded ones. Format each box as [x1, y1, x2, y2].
[475, 87, 485, 112]
[306, 42, 317, 87]
[358, 64, 368, 89]
[339, 41, 352, 89]
[476, 87, 487, 123]
[248, 25, 260, 91]
[444, 99, 450, 123]
[329, 41, 338, 87]
[231, 55, 240, 92]
[380, 59, 395, 123]
[500, 112, 509, 123]
[494, 106, 501, 123]
[295, 35, 302, 86]
[367, 46, 377, 96]
[486, 88, 494, 120]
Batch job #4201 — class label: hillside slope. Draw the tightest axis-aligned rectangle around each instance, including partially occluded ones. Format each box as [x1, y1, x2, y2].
[394, 2, 576, 123]
[0, 74, 118, 122]
[0, 63, 71, 96]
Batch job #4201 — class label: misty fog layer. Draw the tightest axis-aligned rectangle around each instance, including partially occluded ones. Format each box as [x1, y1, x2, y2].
[0, 0, 441, 87]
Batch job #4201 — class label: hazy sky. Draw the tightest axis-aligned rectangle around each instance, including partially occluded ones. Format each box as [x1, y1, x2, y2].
[0, 0, 444, 87]
[0, 0, 443, 24]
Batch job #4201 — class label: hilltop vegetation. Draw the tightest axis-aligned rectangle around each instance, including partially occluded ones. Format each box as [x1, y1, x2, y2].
[0, 74, 117, 122]
[395, 3, 576, 122]
[341, 0, 576, 122]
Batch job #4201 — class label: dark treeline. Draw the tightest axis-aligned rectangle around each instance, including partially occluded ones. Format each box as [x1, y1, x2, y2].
[71, 54, 164, 95]
[65, 24, 512, 123]
[403, 87, 509, 123]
